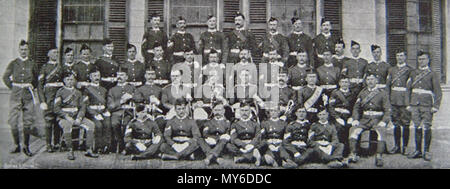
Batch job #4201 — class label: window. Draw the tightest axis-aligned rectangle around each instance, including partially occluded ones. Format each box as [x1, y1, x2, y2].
[419, 0, 432, 33]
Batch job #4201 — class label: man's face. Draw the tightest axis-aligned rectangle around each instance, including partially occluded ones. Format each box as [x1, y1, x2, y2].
[208, 53, 219, 63]
[239, 50, 250, 61]
[339, 79, 350, 89]
[127, 47, 136, 60]
[350, 45, 361, 57]
[207, 17, 217, 29]
[296, 52, 308, 64]
[117, 72, 128, 83]
[145, 71, 156, 81]
[177, 20, 186, 31]
[269, 51, 278, 62]
[64, 75, 75, 88]
[366, 76, 378, 88]
[19, 45, 28, 58]
[175, 104, 187, 117]
[48, 49, 59, 61]
[171, 71, 181, 83]
[396, 52, 406, 64]
[293, 20, 303, 32]
[306, 74, 317, 85]
[151, 17, 160, 28]
[278, 73, 288, 85]
[103, 43, 114, 55]
[335, 44, 344, 55]
[80, 49, 91, 61]
[321, 21, 331, 33]
[65, 50, 74, 63]
[268, 20, 278, 32]
[372, 48, 382, 61]
[323, 51, 332, 63]
[137, 110, 147, 119]
[154, 46, 163, 58]
[295, 109, 307, 120]
[184, 51, 194, 62]
[269, 108, 280, 118]
[317, 110, 328, 121]
[235, 16, 244, 28]
[213, 104, 225, 118]
[418, 54, 430, 68]
[240, 106, 251, 119]
[90, 71, 101, 83]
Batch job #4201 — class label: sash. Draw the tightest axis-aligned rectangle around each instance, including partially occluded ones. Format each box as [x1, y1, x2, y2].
[233, 30, 247, 43]
[360, 89, 379, 107]
[45, 65, 61, 81]
[63, 90, 75, 104]
[86, 86, 106, 104]
[334, 90, 350, 106]
[411, 69, 431, 87]
[391, 66, 409, 85]
[304, 87, 323, 109]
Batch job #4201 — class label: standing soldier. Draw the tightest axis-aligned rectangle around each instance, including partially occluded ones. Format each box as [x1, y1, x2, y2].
[122, 44, 145, 87]
[168, 16, 197, 64]
[95, 38, 119, 90]
[224, 12, 257, 64]
[54, 71, 98, 160]
[148, 42, 171, 87]
[2, 40, 40, 156]
[199, 15, 226, 65]
[107, 68, 139, 154]
[201, 49, 226, 86]
[365, 45, 391, 89]
[316, 47, 340, 96]
[348, 74, 391, 167]
[83, 69, 111, 154]
[160, 98, 201, 160]
[62, 47, 75, 73]
[39, 47, 64, 153]
[142, 13, 168, 64]
[73, 44, 96, 90]
[331, 38, 349, 70]
[296, 71, 328, 123]
[287, 17, 313, 68]
[342, 40, 368, 95]
[288, 48, 313, 90]
[406, 51, 442, 161]
[259, 17, 289, 64]
[171, 49, 202, 87]
[385, 49, 413, 155]
[312, 18, 340, 68]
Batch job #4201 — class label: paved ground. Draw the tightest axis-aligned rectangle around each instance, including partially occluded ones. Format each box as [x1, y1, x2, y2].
[1, 89, 449, 169]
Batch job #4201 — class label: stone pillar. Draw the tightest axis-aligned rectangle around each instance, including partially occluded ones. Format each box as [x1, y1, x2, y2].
[446, 0, 450, 85]
[128, 0, 146, 62]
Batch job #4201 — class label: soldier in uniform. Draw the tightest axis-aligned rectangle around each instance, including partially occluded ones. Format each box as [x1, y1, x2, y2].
[365, 45, 391, 89]
[273, 68, 296, 122]
[171, 48, 202, 87]
[348, 74, 391, 167]
[229, 70, 263, 121]
[95, 38, 119, 90]
[38, 47, 64, 153]
[328, 77, 356, 156]
[148, 42, 171, 87]
[160, 98, 201, 160]
[122, 43, 145, 87]
[331, 38, 349, 70]
[199, 15, 226, 65]
[73, 44, 96, 90]
[312, 18, 340, 68]
[296, 71, 328, 123]
[141, 13, 168, 64]
[406, 51, 442, 161]
[124, 104, 163, 160]
[288, 48, 313, 89]
[286, 17, 313, 68]
[168, 16, 197, 64]
[385, 49, 413, 155]
[54, 71, 98, 160]
[201, 49, 226, 87]
[135, 68, 165, 129]
[107, 67, 139, 153]
[83, 69, 111, 154]
[199, 102, 231, 165]
[316, 47, 341, 96]
[224, 12, 257, 64]
[161, 70, 193, 120]
[2, 40, 40, 156]
[229, 48, 258, 90]
[226, 102, 262, 166]
[283, 107, 314, 166]
[259, 17, 289, 64]
[62, 47, 75, 73]
[342, 40, 368, 95]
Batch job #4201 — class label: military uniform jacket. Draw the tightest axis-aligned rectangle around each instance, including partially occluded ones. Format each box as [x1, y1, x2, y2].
[328, 88, 355, 119]
[136, 83, 162, 105]
[312, 33, 340, 55]
[168, 31, 197, 56]
[62, 62, 75, 74]
[83, 84, 108, 117]
[352, 87, 391, 123]
[288, 64, 313, 87]
[199, 30, 226, 60]
[230, 119, 261, 148]
[54, 87, 86, 120]
[277, 86, 296, 106]
[408, 67, 442, 109]
[287, 32, 313, 57]
[73, 61, 96, 82]
[202, 118, 231, 141]
[296, 85, 327, 112]
[95, 56, 119, 79]
[317, 64, 340, 86]
[172, 61, 201, 85]
[125, 118, 162, 144]
[38, 61, 64, 103]
[142, 29, 168, 62]
[164, 117, 201, 145]
[260, 32, 289, 62]
[309, 121, 339, 145]
[161, 83, 192, 107]
[284, 120, 311, 143]
[261, 119, 287, 140]
[107, 83, 138, 113]
[122, 59, 145, 84]
[331, 55, 350, 70]
[224, 29, 257, 60]
[149, 58, 171, 82]
[386, 64, 413, 106]
[342, 57, 368, 80]
[202, 63, 226, 86]
[3, 58, 40, 90]
[232, 62, 258, 85]
[364, 61, 391, 84]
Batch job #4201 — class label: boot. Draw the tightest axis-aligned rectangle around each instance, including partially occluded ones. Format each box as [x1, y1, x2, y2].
[375, 154, 383, 167]
[348, 139, 359, 163]
[10, 145, 21, 153]
[423, 129, 432, 161]
[10, 127, 21, 153]
[84, 148, 99, 158]
[389, 125, 401, 154]
[67, 150, 75, 160]
[22, 146, 33, 157]
[408, 128, 423, 159]
[402, 125, 410, 154]
[46, 144, 54, 153]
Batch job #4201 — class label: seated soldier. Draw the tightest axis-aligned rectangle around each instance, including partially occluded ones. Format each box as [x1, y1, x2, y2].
[229, 70, 264, 121]
[226, 102, 262, 166]
[199, 102, 231, 166]
[161, 70, 193, 120]
[259, 102, 297, 168]
[193, 69, 227, 121]
[308, 107, 346, 168]
[296, 70, 328, 123]
[124, 104, 163, 160]
[54, 71, 98, 160]
[135, 68, 165, 130]
[262, 68, 296, 122]
[160, 98, 201, 160]
[283, 107, 314, 166]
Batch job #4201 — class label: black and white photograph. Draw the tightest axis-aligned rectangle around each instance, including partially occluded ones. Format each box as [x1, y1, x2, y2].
[0, 0, 449, 171]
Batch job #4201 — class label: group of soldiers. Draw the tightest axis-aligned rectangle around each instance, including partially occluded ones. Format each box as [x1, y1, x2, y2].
[2, 12, 442, 168]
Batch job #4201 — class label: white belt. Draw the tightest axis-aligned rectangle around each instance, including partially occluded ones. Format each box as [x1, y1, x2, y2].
[307, 108, 317, 113]
[121, 105, 134, 109]
[263, 53, 269, 57]
[147, 49, 154, 54]
[101, 77, 117, 82]
[173, 136, 191, 143]
[89, 105, 105, 110]
[317, 54, 324, 59]
[173, 52, 184, 56]
[289, 52, 298, 56]
[321, 84, 337, 90]
[350, 78, 364, 83]
[376, 84, 386, 88]
[241, 139, 252, 144]
[128, 81, 142, 86]
[135, 139, 152, 144]
[334, 107, 350, 114]
[204, 49, 221, 54]
[292, 86, 302, 90]
[77, 81, 91, 87]
[391, 87, 407, 92]
[44, 82, 64, 88]
[62, 107, 78, 113]
[267, 139, 282, 145]
[412, 88, 433, 95]
[363, 111, 383, 116]
[12, 83, 33, 88]
[230, 49, 240, 54]
[154, 79, 169, 85]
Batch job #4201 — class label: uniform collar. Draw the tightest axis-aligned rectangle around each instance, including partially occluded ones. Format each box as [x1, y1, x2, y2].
[318, 120, 329, 125]
[177, 30, 186, 35]
[208, 62, 219, 67]
[19, 57, 28, 62]
[270, 117, 280, 122]
[419, 66, 430, 71]
[352, 56, 360, 60]
[214, 116, 225, 121]
[90, 83, 100, 87]
[332, 54, 345, 60]
[297, 63, 307, 68]
[103, 54, 112, 58]
[153, 57, 163, 61]
[296, 119, 309, 124]
[279, 83, 288, 88]
[64, 86, 74, 90]
[269, 31, 279, 36]
[81, 60, 91, 65]
[208, 29, 217, 33]
[236, 27, 245, 31]
[47, 60, 58, 65]
[307, 84, 316, 89]
[323, 62, 333, 67]
[239, 60, 250, 65]
[128, 59, 138, 63]
[367, 86, 377, 92]
[371, 60, 383, 64]
[240, 114, 252, 122]
[64, 62, 74, 67]
[117, 82, 127, 87]
[145, 81, 154, 86]
[176, 114, 188, 120]
[322, 32, 331, 38]
[340, 88, 349, 93]
[397, 62, 406, 68]
[151, 27, 160, 32]
[293, 31, 304, 35]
